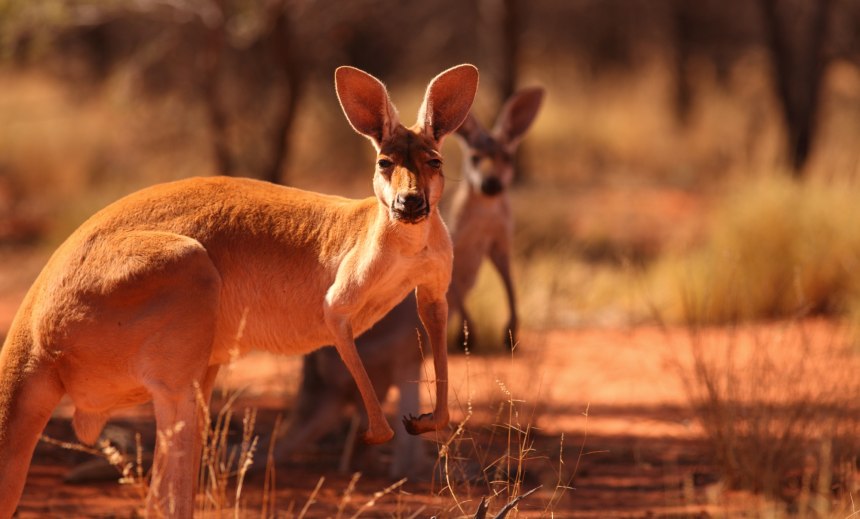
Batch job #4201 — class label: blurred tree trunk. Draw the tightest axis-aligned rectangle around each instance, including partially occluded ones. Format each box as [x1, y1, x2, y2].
[479, 0, 521, 112]
[200, 2, 234, 176]
[760, 0, 832, 175]
[482, 0, 526, 181]
[198, 1, 306, 185]
[672, 0, 694, 127]
[498, 0, 520, 103]
[260, 4, 306, 186]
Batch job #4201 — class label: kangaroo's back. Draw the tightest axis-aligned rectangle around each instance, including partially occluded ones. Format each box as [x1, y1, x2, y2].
[0, 64, 479, 518]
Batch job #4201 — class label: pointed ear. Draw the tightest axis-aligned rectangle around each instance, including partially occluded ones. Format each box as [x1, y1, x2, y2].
[417, 64, 479, 144]
[335, 66, 399, 150]
[455, 112, 487, 147]
[493, 87, 545, 148]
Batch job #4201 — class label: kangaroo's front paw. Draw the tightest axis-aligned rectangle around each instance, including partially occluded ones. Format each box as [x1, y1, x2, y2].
[362, 423, 394, 445]
[402, 412, 448, 435]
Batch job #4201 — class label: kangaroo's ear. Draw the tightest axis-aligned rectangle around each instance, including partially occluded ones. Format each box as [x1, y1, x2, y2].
[417, 64, 479, 144]
[455, 112, 487, 147]
[335, 66, 400, 150]
[493, 87, 544, 149]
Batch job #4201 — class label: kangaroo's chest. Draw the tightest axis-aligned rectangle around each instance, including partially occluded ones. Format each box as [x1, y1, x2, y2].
[452, 200, 509, 254]
[210, 244, 434, 361]
[350, 253, 426, 337]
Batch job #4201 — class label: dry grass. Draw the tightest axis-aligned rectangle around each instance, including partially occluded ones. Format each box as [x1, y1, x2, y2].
[8, 44, 860, 518]
[647, 175, 860, 325]
[5, 57, 860, 333]
[677, 319, 860, 517]
[37, 344, 574, 518]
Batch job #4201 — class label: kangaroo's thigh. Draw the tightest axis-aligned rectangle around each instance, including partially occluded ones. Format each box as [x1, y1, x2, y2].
[54, 231, 222, 415]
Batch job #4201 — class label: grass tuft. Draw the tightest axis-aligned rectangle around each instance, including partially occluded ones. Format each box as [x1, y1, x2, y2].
[650, 174, 860, 325]
[679, 319, 860, 515]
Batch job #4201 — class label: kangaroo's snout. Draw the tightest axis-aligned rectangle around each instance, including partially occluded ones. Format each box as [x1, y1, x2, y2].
[480, 177, 504, 196]
[392, 193, 428, 223]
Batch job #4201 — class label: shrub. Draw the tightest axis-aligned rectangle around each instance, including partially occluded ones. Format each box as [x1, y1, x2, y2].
[650, 175, 860, 324]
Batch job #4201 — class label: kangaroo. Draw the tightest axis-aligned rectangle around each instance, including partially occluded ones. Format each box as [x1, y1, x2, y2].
[274, 294, 429, 479]
[0, 64, 478, 518]
[448, 87, 544, 350]
[275, 88, 544, 479]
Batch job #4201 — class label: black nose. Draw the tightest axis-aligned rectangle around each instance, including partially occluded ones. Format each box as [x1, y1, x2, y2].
[394, 193, 427, 215]
[480, 177, 504, 196]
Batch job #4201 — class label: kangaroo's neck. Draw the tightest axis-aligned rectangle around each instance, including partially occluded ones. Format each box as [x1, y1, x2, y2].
[369, 201, 436, 257]
[448, 181, 507, 224]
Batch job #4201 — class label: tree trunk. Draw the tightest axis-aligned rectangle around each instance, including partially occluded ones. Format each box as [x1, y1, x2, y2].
[260, 4, 306, 186]
[498, 0, 520, 103]
[200, 4, 234, 176]
[760, 0, 831, 175]
[672, 0, 694, 127]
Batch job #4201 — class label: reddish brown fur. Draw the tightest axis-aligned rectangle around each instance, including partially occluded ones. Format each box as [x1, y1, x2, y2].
[0, 65, 478, 518]
[277, 88, 544, 480]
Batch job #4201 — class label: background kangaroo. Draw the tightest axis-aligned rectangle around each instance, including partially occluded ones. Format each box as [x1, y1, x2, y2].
[0, 64, 478, 518]
[277, 87, 544, 478]
[448, 87, 545, 350]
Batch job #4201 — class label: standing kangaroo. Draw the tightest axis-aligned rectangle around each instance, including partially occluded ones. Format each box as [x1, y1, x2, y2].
[0, 64, 478, 518]
[277, 88, 544, 478]
[448, 87, 544, 350]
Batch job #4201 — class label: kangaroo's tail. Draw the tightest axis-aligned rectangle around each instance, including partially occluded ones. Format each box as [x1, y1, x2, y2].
[0, 318, 64, 518]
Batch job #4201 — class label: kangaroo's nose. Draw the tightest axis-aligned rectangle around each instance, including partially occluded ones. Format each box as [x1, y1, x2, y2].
[394, 193, 427, 214]
[480, 177, 503, 196]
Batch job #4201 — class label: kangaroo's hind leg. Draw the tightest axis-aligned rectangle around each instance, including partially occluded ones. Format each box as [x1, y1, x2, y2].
[139, 283, 220, 516]
[488, 237, 518, 350]
[144, 368, 219, 519]
[76, 231, 223, 519]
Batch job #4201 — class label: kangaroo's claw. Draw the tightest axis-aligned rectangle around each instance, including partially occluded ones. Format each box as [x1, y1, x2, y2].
[402, 412, 440, 435]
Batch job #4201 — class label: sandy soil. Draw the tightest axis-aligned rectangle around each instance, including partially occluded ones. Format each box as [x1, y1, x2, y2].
[7, 312, 847, 518]
[0, 246, 850, 517]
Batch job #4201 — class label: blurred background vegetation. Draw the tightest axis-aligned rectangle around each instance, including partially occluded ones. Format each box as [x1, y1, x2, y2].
[3, 0, 860, 334]
[6, 4, 860, 514]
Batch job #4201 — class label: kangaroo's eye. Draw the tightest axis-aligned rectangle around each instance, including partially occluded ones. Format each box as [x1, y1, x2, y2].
[427, 158, 442, 169]
[377, 158, 393, 169]
[471, 155, 482, 166]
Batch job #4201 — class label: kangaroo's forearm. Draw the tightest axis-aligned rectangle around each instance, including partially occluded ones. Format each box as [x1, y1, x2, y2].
[416, 292, 450, 427]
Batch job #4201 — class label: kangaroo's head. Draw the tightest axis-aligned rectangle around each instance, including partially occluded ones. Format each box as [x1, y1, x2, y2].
[335, 65, 479, 224]
[455, 87, 544, 197]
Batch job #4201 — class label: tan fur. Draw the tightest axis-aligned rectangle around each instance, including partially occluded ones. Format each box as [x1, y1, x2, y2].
[448, 87, 544, 349]
[275, 295, 430, 479]
[278, 88, 544, 479]
[0, 64, 478, 518]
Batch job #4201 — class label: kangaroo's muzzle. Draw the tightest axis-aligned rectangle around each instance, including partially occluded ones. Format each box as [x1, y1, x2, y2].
[392, 193, 429, 223]
[480, 177, 504, 196]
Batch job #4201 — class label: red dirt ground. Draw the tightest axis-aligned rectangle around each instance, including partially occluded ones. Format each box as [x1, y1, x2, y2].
[0, 247, 849, 517]
[12, 327, 709, 518]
